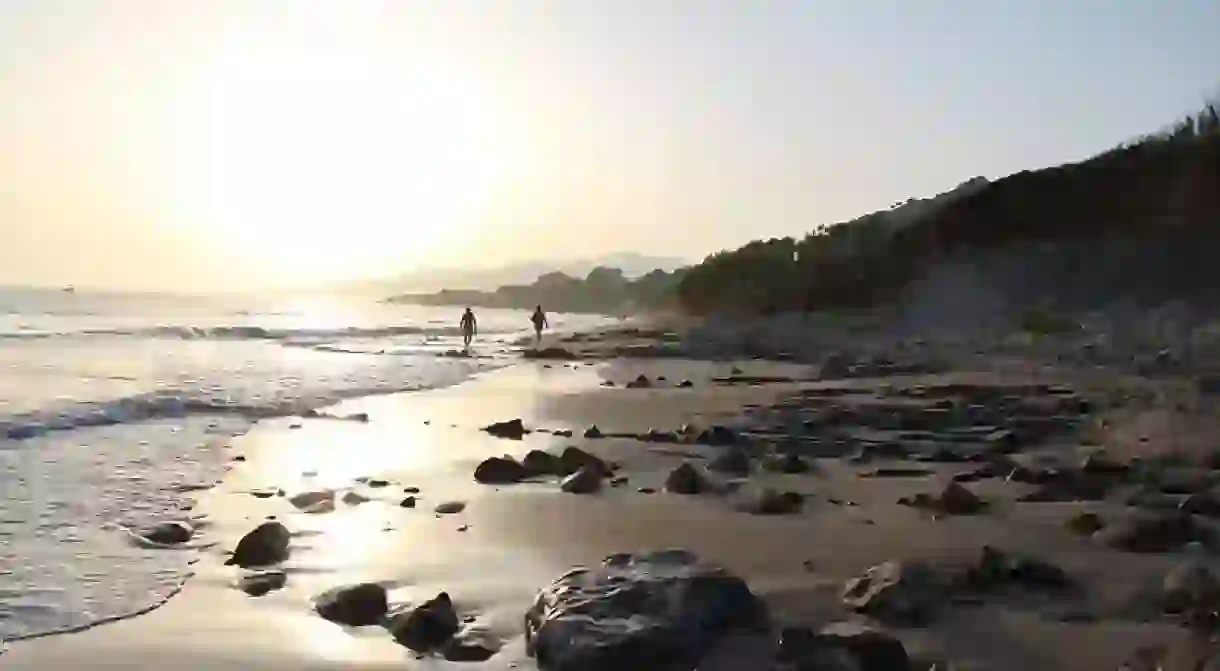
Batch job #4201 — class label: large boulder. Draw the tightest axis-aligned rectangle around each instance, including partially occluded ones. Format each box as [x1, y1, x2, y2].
[143, 521, 194, 545]
[842, 560, 945, 625]
[225, 521, 291, 567]
[524, 550, 766, 671]
[314, 583, 389, 626]
[695, 425, 738, 447]
[482, 419, 528, 440]
[387, 592, 460, 651]
[474, 456, 529, 484]
[560, 465, 603, 494]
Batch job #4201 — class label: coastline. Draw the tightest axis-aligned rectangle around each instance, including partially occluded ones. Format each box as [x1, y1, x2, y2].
[5, 325, 1219, 670]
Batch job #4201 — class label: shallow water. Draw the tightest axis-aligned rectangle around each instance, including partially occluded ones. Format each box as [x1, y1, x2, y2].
[0, 287, 615, 642]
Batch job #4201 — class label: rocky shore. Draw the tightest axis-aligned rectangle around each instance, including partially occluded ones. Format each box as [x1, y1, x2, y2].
[8, 322, 1220, 670]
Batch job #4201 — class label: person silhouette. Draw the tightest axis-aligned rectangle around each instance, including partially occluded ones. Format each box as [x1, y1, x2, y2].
[530, 305, 548, 345]
[460, 307, 477, 348]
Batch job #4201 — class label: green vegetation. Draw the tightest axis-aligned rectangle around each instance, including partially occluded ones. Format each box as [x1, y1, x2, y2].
[385, 266, 687, 314]
[675, 96, 1220, 316]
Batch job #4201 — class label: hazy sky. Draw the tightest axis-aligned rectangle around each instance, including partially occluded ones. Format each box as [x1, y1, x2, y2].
[1, 1, 1217, 290]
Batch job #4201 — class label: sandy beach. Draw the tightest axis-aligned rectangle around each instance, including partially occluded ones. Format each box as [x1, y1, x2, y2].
[5, 328, 1220, 670]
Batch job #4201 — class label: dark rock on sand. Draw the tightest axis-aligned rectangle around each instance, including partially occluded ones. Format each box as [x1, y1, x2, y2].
[524, 549, 765, 671]
[238, 570, 286, 597]
[560, 465, 603, 494]
[400, 496, 417, 508]
[226, 521, 291, 567]
[861, 467, 934, 478]
[474, 456, 530, 484]
[522, 450, 563, 476]
[315, 583, 389, 627]
[1159, 559, 1220, 617]
[763, 452, 811, 474]
[289, 490, 335, 511]
[960, 546, 1072, 593]
[558, 446, 609, 476]
[341, 491, 372, 505]
[642, 428, 680, 443]
[387, 592, 460, 651]
[738, 488, 804, 515]
[524, 347, 578, 360]
[625, 374, 652, 389]
[900, 482, 987, 515]
[143, 521, 194, 545]
[1017, 471, 1114, 503]
[482, 418, 528, 440]
[678, 379, 694, 388]
[1099, 512, 1213, 553]
[842, 560, 944, 625]
[368, 479, 390, 488]
[583, 425, 604, 439]
[1180, 491, 1220, 518]
[695, 425, 738, 447]
[665, 462, 711, 495]
[707, 447, 751, 476]
[1065, 512, 1106, 535]
[1080, 451, 1129, 476]
[778, 622, 911, 671]
[435, 501, 467, 515]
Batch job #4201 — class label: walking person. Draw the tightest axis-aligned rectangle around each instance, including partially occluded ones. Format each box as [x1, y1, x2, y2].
[460, 307, 477, 349]
[530, 304, 548, 345]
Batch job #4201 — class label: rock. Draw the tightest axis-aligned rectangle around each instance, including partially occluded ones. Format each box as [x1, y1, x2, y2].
[901, 482, 986, 515]
[524, 347, 578, 361]
[1181, 491, 1220, 518]
[678, 380, 694, 388]
[523, 450, 563, 476]
[861, 467, 935, 478]
[345, 412, 370, 423]
[695, 425, 738, 447]
[524, 550, 766, 671]
[482, 418, 528, 440]
[225, 521, 291, 567]
[638, 487, 656, 494]
[1099, 512, 1213, 553]
[341, 491, 371, 505]
[560, 465, 603, 494]
[238, 570, 286, 597]
[387, 592, 460, 651]
[739, 488, 804, 515]
[583, 425, 604, 439]
[1160, 560, 1220, 616]
[842, 560, 944, 625]
[404, 486, 420, 494]
[821, 352, 856, 379]
[369, 479, 390, 488]
[1065, 512, 1105, 535]
[289, 490, 335, 513]
[400, 496, 417, 508]
[625, 374, 652, 389]
[315, 583, 389, 626]
[778, 621, 911, 671]
[963, 546, 1072, 593]
[1017, 471, 1113, 502]
[708, 447, 751, 476]
[474, 456, 529, 484]
[558, 446, 609, 476]
[642, 429, 679, 443]
[442, 635, 499, 662]
[143, 521, 194, 545]
[1080, 451, 1129, 476]
[1153, 468, 1213, 495]
[435, 501, 467, 515]
[764, 453, 811, 474]
[665, 462, 710, 495]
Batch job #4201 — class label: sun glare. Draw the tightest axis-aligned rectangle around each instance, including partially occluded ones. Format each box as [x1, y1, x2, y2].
[173, 45, 508, 284]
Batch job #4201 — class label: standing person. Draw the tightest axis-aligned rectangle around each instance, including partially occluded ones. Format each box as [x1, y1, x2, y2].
[530, 304, 548, 345]
[460, 307, 477, 348]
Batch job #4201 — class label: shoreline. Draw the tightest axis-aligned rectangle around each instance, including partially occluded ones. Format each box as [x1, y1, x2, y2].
[5, 328, 1220, 669]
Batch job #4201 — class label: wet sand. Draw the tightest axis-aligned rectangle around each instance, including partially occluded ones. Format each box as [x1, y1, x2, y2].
[5, 350, 1218, 669]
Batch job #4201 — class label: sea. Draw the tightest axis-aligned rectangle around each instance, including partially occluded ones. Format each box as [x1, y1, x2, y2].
[0, 287, 616, 644]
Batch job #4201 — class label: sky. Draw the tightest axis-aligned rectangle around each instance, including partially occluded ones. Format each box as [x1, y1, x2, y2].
[0, 1, 1217, 291]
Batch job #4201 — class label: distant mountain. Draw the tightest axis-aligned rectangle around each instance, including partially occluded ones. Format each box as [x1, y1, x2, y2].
[337, 253, 689, 295]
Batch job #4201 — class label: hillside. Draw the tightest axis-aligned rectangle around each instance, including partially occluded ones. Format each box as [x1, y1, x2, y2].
[676, 99, 1220, 318]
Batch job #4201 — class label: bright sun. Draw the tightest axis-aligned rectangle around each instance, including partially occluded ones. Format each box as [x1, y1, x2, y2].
[173, 44, 507, 284]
